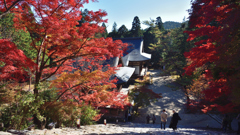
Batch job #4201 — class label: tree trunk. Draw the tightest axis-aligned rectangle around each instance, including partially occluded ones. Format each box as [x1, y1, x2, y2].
[33, 74, 41, 128]
[33, 114, 42, 129]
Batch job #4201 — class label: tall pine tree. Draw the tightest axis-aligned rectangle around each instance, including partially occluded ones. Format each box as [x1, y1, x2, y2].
[130, 16, 143, 37]
[156, 16, 164, 31]
[118, 25, 128, 38]
[108, 22, 118, 38]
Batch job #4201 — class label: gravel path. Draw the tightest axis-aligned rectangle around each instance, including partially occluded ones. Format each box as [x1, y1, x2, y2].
[1, 123, 236, 135]
[132, 69, 224, 129]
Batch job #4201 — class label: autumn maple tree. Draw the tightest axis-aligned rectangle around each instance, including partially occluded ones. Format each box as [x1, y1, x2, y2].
[0, 0, 129, 127]
[184, 0, 240, 113]
[51, 69, 129, 108]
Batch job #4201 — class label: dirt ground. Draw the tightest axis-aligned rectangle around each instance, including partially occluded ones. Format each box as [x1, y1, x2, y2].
[132, 69, 238, 131]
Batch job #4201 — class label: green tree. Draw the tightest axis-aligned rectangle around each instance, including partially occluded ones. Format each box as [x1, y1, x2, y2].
[0, 13, 36, 59]
[130, 16, 143, 37]
[156, 16, 164, 31]
[142, 19, 166, 68]
[150, 30, 171, 68]
[77, 9, 89, 27]
[143, 26, 163, 68]
[143, 27, 155, 53]
[161, 22, 191, 77]
[0, 13, 15, 39]
[95, 22, 108, 38]
[112, 22, 117, 33]
[117, 25, 128, 38]
[101, 22, 108, 38]
[108, 22, 118, 38]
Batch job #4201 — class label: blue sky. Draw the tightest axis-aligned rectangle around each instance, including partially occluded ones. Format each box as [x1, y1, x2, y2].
[83, 0, 192, 32]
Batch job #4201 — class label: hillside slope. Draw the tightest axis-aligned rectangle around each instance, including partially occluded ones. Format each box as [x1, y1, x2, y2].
[163, 21, 181, 29]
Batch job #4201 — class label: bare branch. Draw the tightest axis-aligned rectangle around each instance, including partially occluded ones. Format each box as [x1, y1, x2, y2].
[40, 59, 67, 82]
[55, 82, 85, 101]
[3, 0, 7, 10]
[0, 0, 23, 19]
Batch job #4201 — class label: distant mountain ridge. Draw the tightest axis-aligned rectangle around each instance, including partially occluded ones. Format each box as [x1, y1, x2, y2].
[163, 21, 181, 29]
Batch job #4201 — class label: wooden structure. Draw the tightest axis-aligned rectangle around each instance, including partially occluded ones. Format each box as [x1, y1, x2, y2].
[117, 37, 151, 77]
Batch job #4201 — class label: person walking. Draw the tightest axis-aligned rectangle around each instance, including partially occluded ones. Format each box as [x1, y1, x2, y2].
[146, 114, 151, 124]
[222, 114, 228, 132]
[160, 109, 168, 129]
[152, 114, 156, 124]
[237, 113, 240, 134]
[169, 110, 181, 131]
[128, 113, 132, 121]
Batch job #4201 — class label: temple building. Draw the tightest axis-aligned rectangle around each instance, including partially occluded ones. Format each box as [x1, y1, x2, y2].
[99, 37, 152, 122]
[119, 37, 151, 77]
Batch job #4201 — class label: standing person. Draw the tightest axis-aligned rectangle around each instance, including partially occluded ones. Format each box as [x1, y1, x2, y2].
[169, 110, 181, 131]
[146, 114, 151, 124]
[152, 114, 156, 124]
[125, 111, 128, 122]
[237, 113, 240, 134]
[160, 109, 168, 130]
[222, 114, 228, 132]
[227, 115, 233, 131]
[128, 113, 131, 121]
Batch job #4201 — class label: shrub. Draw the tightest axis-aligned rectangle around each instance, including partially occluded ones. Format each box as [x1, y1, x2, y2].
[129, 86, 162, 113]
[0, 81, 100, 130]
[40, 92, 99, 127]
[80, 104, 99, 125]
[41, 100, 81, 128]
[0, 91, 44, 130]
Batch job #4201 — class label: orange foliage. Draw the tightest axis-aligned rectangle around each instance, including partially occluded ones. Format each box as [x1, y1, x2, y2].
[51, 69, 129, 109]
[187, 74, 208, 101]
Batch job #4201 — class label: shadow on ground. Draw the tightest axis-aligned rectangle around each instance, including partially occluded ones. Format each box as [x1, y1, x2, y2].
[131, 70, 223, 130]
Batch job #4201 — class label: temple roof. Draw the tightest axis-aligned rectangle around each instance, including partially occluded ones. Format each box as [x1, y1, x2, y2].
[114, 37, 151, 66]
[115, 67, 135, 84]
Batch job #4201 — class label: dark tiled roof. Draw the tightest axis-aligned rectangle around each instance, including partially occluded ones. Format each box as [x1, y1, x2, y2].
[113, 37, 143, 55]
[114, 37, 151, 66]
